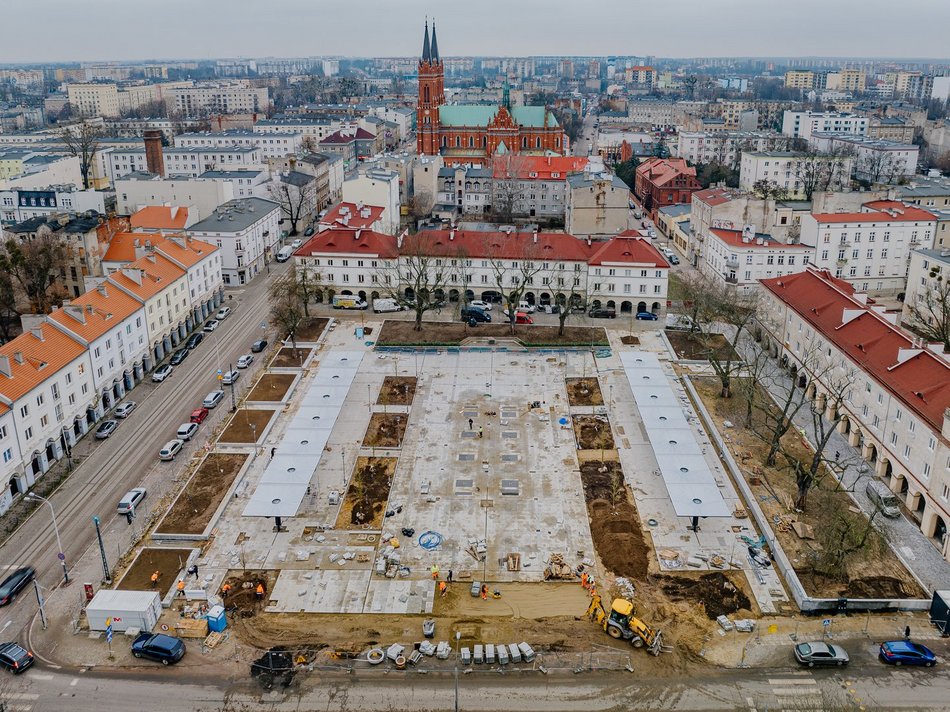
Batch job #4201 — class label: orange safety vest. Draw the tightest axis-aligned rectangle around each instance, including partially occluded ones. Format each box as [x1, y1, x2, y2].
[439, 582, 446, 592]
[256, 584, 264, 595]
[151, 572, 159, 582]
[177, 580, 185, 591]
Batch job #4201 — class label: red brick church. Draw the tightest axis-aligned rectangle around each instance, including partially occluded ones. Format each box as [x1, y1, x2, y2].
[416, 21, 566, 165]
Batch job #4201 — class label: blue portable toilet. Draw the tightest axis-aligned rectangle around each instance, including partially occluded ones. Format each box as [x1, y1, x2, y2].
[206, 604, 227, 633]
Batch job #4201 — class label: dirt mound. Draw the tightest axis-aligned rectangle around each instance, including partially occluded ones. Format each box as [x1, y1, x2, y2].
[565, 377, 603, 406]
[657, 573, 751, 620]
[573, 415, 615, 450]
[799, 572, 918, 599]
[222, 570, 277, 618]
[580, 461, 649, 580]
[335, 457, 397, 529]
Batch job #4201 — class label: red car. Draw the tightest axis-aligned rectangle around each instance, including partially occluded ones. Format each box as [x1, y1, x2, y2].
[190, 407, 209, 424]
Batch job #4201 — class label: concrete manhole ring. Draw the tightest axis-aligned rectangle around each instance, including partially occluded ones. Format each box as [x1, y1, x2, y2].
[647, 518, 659, 526]
[367, 648, 384, 665]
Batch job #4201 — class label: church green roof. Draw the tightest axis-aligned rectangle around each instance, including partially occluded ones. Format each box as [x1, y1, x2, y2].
[437, 104, 558, 129]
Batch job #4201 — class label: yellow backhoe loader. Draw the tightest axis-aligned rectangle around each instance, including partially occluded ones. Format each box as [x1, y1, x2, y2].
[586, 594, 664, 655]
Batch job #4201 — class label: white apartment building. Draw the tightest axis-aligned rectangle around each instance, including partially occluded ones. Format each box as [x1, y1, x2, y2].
[253, 117, 349, 144]
[699, 224, 812, 293]
[188, 197, 281, 286]
[174, 130, 302, 159]
[66, 82, 121, 118]
[801, 199, 937, 294]
[0, 186, 105, 224]
[115, 173, 235, 218]
[675, 131, 791, 165]
[163, 146, 263, 179]
[343, 169, 400, 235]
[294, 228, 669, 316]
[902, 248, 950, 332]
[758, 267, 950, 560]
[809, 133, 919, 184]
[781, 111, 869, 141]
[154, 236, 224, 328]
[197, 169, 270, 200]
[739, 151, 853, 199]
[166, 84, 269, 117]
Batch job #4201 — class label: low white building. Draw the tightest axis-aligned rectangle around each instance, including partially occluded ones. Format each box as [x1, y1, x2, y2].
[739, 151, 853, 199]
[781, 110, 869, 141]
[809, 133, 919, 184]
[343, 169, 400, 235]
[0, 185, 105, 224]
[174, 130, 302, 159]
[758, 267, 950, 561]
[698, 224, 813, 293]
[115, 173, 234, 219]
[675, 130, 791, 165]
[155, 235, 224, 328]
[801, 199, 937, 293]
[187, 197, 281, 286]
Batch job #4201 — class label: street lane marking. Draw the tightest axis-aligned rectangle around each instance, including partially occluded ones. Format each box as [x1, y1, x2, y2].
[70, 677, 79, 686]
[27, 673, 52, 680]
[3, 692, 39, 699]
[767, 678, 818, 685]
[5, 704, 33, 712]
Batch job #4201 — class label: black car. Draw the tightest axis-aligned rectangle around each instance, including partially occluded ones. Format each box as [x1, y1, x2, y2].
[185, 333, 203, 350]
[588, 308, 617, 319]
[251, 339, 268, 353]
[460, 307, 491, 324]
[0, 567, 35, 606]
[131, 633, 186, 665]
[169, 348, 189, 365]
[0, 642, 34, 673]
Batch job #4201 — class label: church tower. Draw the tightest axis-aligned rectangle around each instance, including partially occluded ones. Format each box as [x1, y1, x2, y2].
[416, 20, 444, 156]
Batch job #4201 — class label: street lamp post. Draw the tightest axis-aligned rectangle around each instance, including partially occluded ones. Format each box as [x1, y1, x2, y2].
[454, 630, 462, 712]
[28, 493, 68, 584]
[93, 515, 112, 584]
[228, 362, 237, 412]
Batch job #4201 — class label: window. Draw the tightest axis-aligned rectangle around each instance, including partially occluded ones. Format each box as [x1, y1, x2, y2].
[19, 405, 27, 418]
[890, 432, 898, 445]
[24, 427, 32, 440]
[903, 445, 911, 459]
[36, 394, 43, 406]
[1, 449, 10, 463]
[929, 436, 936, 451]
[40, 415, 48, 428]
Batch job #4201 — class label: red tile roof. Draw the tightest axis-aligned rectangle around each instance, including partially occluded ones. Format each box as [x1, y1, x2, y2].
[812, 200, 936, 224]
[761, 267, 950, 431]
[693, 187, 739, 207]
[130, 206, 190, 231]
[636, 157, 697, 187]
[320, 128, 375, 144]
[588, 236, 670, 267]
[491, 155, 589, 181]
[319, 202, 385, 230]
[49, 284, 142, 344]
[402, 230, 595, 262]
[107, 252, 187, 301]
[101, 232, 141, 263]
[296, 227, 398, 259]
[0, 324, 86, 407]
[154, 235, 218, 268]
[710, 228, 812, 249]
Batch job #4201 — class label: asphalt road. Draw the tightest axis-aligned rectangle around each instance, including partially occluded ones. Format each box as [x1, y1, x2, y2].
[6, 658, 950, 711]
[0, 260, 289, 640]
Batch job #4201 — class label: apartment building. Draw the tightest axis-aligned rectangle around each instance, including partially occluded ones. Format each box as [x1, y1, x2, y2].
[116, 173, 234, 219]
[801, 199, 937, 293]
[152, 235, 224, 328]
[758, 267, 950, 560]
[781, 111, 869, 141]
[188, 197, 282, 286]
[174, 130, 302, 159]
[784, 70, 815, 90]
[318, 202, 387, 233]
[66, 82, 121, 118]
[253, 117, 349, 144]
[634, 157, 702, 216]
[699, 224, 812, 292]
[867, 117, 916, 143]
[166, 83, 269, 117]
[342, 169, 400, 234]
[0, 186, 105, 224]
[826, 69, 866, 93]
[809, 133, 919, 183]
[293, 227, 669, 316]
[675, 130, 791, 165]
[902, 248, 950, 333]
[739, 151, 853, 199]
[565, 173, 631, 238]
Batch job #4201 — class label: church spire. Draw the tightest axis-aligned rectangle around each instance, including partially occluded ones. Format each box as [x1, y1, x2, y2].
[430, 20, 440, 63]
[421, 20, 431, 64]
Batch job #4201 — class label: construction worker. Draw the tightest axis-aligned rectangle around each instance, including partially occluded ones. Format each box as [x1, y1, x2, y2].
[480, 584, 488, 600]
[150, 571, 160, 587]
[430, 564, 439, 580]
[581, 572, 589, 590]
[439, 581, 447, 597]
[255, 582, 265, 602]
[176, 579, 185, 597]
[447, 570, 453, 583]
[221, 583, 232, 600]
[187, 564, 199, 580]
[468, 418, 474, 431]
[478, 426, 483, 439]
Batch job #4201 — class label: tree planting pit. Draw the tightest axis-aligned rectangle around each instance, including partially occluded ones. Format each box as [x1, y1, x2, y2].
[566, 377, 604, 406]
[579, 460, 649, 579]
[335, 456, 398, 530]
[376, 376, 417, 406]
[248, 374, 296, 402]
[572, 414, 615, 450]
[658, 572, 753, 620]
[221, 570, 278, 618]
[116, 547, 195, 591]
[271, 347, 313, 368]
[293, 317, 330, 342]
[362, 413, 409, 448]
[154, 453, 248, 535]
[219, 410, 275, 443]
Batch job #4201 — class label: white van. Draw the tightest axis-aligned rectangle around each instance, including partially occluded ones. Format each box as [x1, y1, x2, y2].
[865, 479, 901, 518]
[276, 246, 294, 262]
[373, 298, 405, 313]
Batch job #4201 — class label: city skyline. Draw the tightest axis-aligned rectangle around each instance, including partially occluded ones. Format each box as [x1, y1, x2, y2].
[3, 0, 950, 64]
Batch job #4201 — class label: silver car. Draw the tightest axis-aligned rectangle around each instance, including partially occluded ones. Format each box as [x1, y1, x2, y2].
[794, 642, 849, 667]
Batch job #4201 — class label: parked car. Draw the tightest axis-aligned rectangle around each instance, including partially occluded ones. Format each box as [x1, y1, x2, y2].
[169, 348, 189, 366]
[250, 339, 268, 353]
[468, 300, 492, 311]
[879, 641, 937, 666]
[95, 420, 119, 439]
[515, 313, 533, 324]
[203, 320, 220, 333]
[117, 487, 147, 515]
[190, 407, 209, 424]
[221, 369, 239, 385]
[539, 304, 561, 314]
[516, 301, 536, 313]
[461, 307, 491, 324]
[176, 422, 199, 441]
[152, 364, 173, 382]
[114, 401, 137, 418]
[794, 642, 850, 667]
[291, 238, 302, 248]
[203, 390, 225, 409]
[0, 567, 35, 606]
[588, 307, 616, 319]
[159, 439, 184, 461]
[303, 226, 315, 237]
[0, 642, 34, 674]
[185, 333, 204, 350]
[636, 311, 659, 321]
[131, 633, 186, 666]
[215, 306, 232, 320]
[237, 354, 254, 369]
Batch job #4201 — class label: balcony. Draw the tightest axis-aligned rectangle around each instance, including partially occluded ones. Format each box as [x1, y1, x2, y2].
[724, 273, 738, 285]
[725, 258, 739, 269]
[836, 258, 848, 266]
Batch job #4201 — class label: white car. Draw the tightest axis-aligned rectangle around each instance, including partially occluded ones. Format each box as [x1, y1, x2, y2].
[152, 364, 173, 383]
[203, 319, 219, 333]
[176, 422, 199, 441]
[215, 306, 232, 320]
[237, 354, 254, 369]
[291, 239, 302, 249]
[469, 300, 492, 311]
[117, 487, 147, 515]
[202, 390, 225, 409]
[159, 439, 184, 461]
[221, 369, 239, 385]
[114, 401, 137, 418]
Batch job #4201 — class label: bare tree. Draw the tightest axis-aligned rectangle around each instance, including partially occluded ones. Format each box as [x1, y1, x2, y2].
[58, 121, 101, 189]
[487, 240, 546, 334]
[406, 191, 433, 223]
[857, 150, 906, 185]
[905, 271, 950, 352]
[284, 262, 322, 317]
[0, 234, 70, 314]
[300, 135, 318, 153]
[751, 178, 789, 200]
[794, 147, 853, 200]
[0, 271, 20, 342]
[269, 272, 304, 355]
[268, 176, 315, 236]
[490, 155, 529, 223]
[372, 235, 452, 331]
[556, 285, 590, 336]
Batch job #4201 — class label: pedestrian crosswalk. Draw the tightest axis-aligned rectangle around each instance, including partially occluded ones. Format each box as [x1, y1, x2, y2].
[0, 691, 38, 712]
[765, 672, 823, 710]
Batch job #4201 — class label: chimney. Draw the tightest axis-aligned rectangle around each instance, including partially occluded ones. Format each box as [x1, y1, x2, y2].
[397, 230, 406, 249]
[144, 130, 165, 176]
[0, 355, 10, 378]
[533, 232, 538, 244]
[587, 237, 592, 246]
[97, 284, 108, 298]
[13, 352, 23, 364]
[31, 326, 44, 342]
[449, 230, 455, 241]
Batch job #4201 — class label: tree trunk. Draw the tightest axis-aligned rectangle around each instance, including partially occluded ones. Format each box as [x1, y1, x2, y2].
[720, 377, 731, 398]
[414, 309, 423, 331]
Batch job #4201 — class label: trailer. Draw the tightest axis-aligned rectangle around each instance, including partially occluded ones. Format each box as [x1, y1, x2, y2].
[86, 590, 162, 633]
[931, 590, 950, 635]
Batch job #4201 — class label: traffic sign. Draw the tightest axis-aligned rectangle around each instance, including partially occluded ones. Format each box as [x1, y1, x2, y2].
[57, 552, 65, 561]
[105, 627, 113, 643]
[822, 619, 831, 627]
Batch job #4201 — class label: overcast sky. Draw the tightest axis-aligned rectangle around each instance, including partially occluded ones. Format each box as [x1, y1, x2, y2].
[3, 0, 949, 63]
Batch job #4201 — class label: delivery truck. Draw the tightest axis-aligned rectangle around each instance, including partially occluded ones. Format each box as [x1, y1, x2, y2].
[332, 295, 367, 310]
